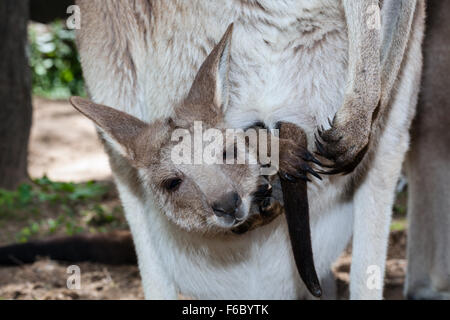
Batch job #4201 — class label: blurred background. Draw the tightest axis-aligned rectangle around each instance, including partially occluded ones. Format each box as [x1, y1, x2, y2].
[0, 1, 139, 300]
[0, 1, 424, 300]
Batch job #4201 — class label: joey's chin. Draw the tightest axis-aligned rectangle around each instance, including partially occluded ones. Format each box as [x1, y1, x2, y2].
[164, 207, 250, 235]
[212, 207, 249, 229]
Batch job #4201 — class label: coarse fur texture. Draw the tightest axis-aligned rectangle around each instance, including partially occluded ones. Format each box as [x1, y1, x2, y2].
[75, 0, 425, 299]
[405, 0, 450, 300]
[70, 26, 323, 296]
[70, 26, 278, 235]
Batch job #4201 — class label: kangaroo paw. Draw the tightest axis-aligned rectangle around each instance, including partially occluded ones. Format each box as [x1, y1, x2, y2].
[315, 115, 371, 175]
[231, 197, 283, 235]
[277, 123, 322, 182]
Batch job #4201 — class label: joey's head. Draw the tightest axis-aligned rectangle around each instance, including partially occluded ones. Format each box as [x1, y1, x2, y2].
[70, 25, 271, 234]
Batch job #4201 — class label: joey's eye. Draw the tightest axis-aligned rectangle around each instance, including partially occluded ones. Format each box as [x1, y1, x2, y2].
[163, 178, 183, 191]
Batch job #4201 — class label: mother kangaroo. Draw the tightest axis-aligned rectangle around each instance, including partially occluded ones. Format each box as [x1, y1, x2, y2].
[75, 0, 425, 299]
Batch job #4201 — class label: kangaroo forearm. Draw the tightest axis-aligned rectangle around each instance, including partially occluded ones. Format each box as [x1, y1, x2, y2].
[379, 0, 418, 113]
[340, 0, 381, 123]
[340, 0, 418, 123]
[314, 1, 386, 173]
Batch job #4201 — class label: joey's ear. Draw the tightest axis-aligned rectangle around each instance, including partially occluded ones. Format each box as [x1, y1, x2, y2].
[187, 23, 233, 113]
[69, 97, 148, 160]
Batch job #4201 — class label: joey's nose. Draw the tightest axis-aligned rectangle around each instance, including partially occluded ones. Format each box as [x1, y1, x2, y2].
[212, 192, 243, 220]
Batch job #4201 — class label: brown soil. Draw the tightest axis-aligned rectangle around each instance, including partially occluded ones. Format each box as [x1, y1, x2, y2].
[334, 230, 407, 300]
[29, 97, 111, 182]
[0, 230, 407, 300]
[0, 260, 144, 300]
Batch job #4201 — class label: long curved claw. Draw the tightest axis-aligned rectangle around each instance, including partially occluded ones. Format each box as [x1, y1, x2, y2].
[300, 163, 322, 181]
[301, 150, 323, 167]
[280, 170, 312, 183]
[314, 129, 369, 176]
[279, 142, 324, 183]
[328, 117, 334, 127]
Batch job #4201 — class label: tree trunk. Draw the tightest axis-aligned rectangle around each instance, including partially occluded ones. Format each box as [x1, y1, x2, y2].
[30, 0, 74, 24]
[0, 0, 32, 190]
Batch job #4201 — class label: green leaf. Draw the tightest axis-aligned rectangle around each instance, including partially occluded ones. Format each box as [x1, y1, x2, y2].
[17, 184, 33, 206]
[31, 222, 40, 234]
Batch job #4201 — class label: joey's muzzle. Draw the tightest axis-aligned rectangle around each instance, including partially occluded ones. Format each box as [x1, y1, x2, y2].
[212, 192, 245, 225]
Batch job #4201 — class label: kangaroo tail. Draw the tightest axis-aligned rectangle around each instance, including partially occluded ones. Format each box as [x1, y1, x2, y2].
[0, 231, 137, 266]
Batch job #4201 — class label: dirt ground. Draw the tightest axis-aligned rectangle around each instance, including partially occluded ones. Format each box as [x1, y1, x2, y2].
[0, 98, 408, 300]
[0, 230, 407, 300]
[28, 97, 112, 182]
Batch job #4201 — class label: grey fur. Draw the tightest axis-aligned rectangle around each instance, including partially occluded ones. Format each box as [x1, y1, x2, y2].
[405, 0, 450, 300]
